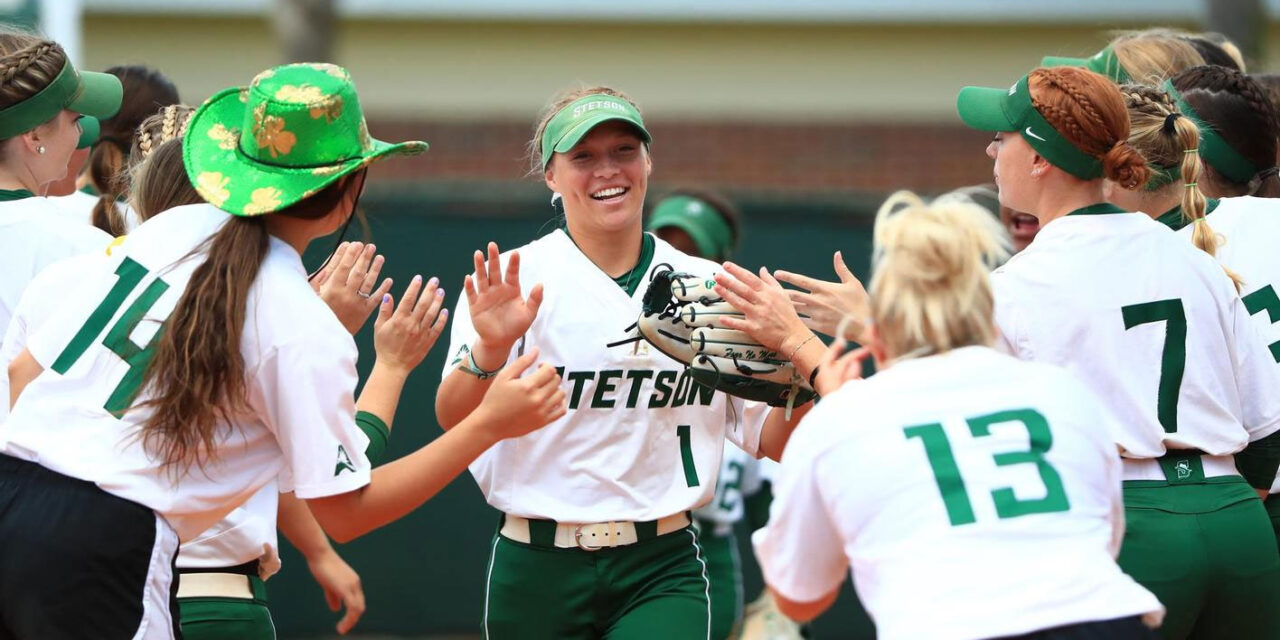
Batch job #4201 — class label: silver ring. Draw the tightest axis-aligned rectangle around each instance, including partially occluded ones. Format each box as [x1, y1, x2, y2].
[357, 291, 373, 298]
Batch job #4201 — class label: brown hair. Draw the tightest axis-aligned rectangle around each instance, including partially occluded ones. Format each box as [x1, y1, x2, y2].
[0, 30, 68, 138]
[1121, 84, 1242, 289]
[870, 191, 1009, 361]
[135, 169, 365, 473]
[88, 66, 179, 236]
[127, 105, 200, 221]
[1109, 30, 1207, 85]
[1028, 67, 1151, 189]
[1172, 65, 1280, 198]
[527, 85, 644, 175]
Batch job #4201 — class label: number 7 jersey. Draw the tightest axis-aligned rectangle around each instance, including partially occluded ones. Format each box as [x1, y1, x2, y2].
[991, 208, 1280, 458]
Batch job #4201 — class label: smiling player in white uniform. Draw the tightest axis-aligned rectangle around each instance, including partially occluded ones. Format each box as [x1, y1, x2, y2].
[435, 86, 813, 640]
[754, 192, 1163, 640]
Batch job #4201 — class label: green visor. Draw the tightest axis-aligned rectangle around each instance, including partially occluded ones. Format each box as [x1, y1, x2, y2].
[76, 116, 99, 149]
[956, 74, 1103, 180]
[646, 195, 735, 261]
[541, 94, 650, 169]
[1042, 45, 1131, 84]
[0, 61, 121, 139]
[1162, 79, 1259, 184]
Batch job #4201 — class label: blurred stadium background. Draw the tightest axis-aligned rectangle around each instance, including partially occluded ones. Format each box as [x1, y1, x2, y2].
[13, 0, 1279, 637]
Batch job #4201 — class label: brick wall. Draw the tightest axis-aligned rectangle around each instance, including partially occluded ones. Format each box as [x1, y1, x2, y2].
[369, 118, 997, 196]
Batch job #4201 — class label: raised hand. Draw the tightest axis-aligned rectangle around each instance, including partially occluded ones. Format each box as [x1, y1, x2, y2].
[774, 251, 870, 342]
[312, 241, 394, 335]
[713, 261, 814, 357]
[373, 274, 449, 374]
[476, 347, 567, 440]
[465, 242, 544, 370]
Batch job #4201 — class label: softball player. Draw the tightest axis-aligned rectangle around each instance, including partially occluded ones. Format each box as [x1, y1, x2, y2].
[1157, 66, 1280, 543]
[435, 86, 812, 640]
[755, 191, 1163, 640]
[959, 66, 1280, 638]
[0, 63, 564, 640]
[0, 32, 120, 341]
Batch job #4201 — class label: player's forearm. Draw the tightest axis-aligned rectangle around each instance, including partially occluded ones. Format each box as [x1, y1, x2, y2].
[783, 334, 827, 387]
[435, 368, 494, 430]
[306, 413, 499, 542]
[759, 401, 813, 462]
[278, 491, 334, 559]
[355, 360, 410, 433]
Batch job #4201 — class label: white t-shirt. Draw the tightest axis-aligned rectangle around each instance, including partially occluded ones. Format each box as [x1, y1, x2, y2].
[0, 244, 285, 576]
[694, 441, 764, 535]
[754, 347, 1162, 640]
[442, 229, 770, 522]
[1182, 196, 1280, 490]
[0, 195, 111, 339]
[0, 203, 371, 542]
[992, 206, 1280, 458]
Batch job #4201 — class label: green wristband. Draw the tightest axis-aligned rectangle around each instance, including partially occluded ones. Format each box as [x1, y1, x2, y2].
[356, 410, 389, 466]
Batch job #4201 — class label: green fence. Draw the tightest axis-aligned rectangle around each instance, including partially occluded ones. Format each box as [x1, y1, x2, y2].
[271, 184, 881, 638]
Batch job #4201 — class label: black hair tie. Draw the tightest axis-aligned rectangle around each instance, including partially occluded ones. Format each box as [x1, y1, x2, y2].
[1162, 112, 1181, 134]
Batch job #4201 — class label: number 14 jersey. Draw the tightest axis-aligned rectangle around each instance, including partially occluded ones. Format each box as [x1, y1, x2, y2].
[992, 208, 1280, 458]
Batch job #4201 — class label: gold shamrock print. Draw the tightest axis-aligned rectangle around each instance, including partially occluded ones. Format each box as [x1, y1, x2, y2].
[195, 172, 231, 207]
[309, 95, 343, 122]
[275, 84, 325, 104]
[254, 113, 297, 158]
[243, 187, 283, 215]
[207, 124, 238, 151]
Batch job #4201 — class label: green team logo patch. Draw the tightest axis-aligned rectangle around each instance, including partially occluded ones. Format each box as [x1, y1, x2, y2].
[334, 444, 356, 476]
[1174, 459, 1193, 480]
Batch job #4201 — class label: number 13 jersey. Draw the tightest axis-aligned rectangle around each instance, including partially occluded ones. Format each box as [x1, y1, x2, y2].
[991, 206, 1280, 458]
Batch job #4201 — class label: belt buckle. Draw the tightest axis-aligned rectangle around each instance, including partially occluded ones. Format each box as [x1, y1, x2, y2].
[575, 523, 608, 551]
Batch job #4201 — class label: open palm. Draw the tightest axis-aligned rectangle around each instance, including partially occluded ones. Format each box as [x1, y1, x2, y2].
[466, 242, 544, 350]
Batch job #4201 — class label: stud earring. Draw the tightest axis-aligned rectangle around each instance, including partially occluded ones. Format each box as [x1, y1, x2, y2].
[36, 146, 45, 155]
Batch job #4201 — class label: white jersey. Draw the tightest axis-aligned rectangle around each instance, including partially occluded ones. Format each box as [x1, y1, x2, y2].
[753, 347, 1162, 640]
[442, 229, 770, 522]
[0, 245, 284, 575]
[47, 191, 143, 232]
[0, 203, 371, 542]
[992, 206, 1280, 458]
[694, 441, 764, 535]
[1182, 196, 1280, 491]
[0, 195, 111, 338]
[176, 484, 282, 579]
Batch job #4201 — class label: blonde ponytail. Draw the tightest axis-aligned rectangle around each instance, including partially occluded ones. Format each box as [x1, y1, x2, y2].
[1122, 84, 1243, 290]
[869, 191, 1010, 362]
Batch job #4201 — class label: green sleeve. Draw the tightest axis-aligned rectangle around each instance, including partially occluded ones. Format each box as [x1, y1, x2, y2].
[356, 410, 390, 466]
[1236, 428, 1280, 490]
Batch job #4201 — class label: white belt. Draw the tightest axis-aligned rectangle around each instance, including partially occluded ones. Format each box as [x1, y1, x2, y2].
[500, 513, 690, 551]
[1122, 454, 1238, 482]
[176, 572, 254, 599]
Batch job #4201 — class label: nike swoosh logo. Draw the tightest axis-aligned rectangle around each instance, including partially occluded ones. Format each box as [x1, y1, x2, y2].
[1025, 127, 1047, 142]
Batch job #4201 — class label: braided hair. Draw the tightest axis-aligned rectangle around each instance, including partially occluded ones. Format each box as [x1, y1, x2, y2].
[128, 104, 200, 221]
[1171, 65, 1280, 198]
[1121, 84, 1242, 289]
[87, 65, 179, 236]
[1028, 67, 1151, 190]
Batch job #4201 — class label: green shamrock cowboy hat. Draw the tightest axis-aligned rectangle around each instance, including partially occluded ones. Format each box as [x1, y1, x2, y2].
[183, 63, 428, 216]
